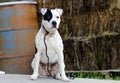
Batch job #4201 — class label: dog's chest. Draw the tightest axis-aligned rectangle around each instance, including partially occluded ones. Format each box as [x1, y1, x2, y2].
[40, 34, 61, 63]
[45, 34, 58, 50]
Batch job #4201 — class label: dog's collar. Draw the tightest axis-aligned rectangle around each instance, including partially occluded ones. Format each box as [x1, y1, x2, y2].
[42, 25, 56, 37]
[42, 25, 49, 34]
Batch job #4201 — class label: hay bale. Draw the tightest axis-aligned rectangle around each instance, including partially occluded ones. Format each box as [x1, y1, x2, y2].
[64, 33, 120, 70]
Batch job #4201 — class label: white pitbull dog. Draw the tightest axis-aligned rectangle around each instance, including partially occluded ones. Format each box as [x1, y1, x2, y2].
[31, 8, 69, 81]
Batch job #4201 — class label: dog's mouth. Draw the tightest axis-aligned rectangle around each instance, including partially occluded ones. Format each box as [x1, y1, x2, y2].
[52, 26, 57, 29]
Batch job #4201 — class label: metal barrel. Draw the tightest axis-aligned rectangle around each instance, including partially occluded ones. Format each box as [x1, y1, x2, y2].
[0, 1, 38, 74]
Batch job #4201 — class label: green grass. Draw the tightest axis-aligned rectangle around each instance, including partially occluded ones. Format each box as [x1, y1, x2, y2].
[66, 72, 120, 80]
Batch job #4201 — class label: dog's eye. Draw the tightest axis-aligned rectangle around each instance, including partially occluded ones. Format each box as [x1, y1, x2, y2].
[47, 16, 51, 19]
[56, 16, 59, 19]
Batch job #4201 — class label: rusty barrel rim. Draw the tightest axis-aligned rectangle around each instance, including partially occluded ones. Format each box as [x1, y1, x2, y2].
[0, 1, 38, 31]
[0, 1, 37, 6]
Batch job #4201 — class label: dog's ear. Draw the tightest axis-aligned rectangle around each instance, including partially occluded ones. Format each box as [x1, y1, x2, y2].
[40, 8, 48, 15]
[55, 8, 63, 16]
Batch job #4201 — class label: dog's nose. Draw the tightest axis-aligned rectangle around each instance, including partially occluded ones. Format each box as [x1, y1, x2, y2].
[52, 21, 57, 27]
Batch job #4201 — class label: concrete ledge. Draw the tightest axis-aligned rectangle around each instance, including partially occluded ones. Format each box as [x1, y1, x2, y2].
[0, 74, 119, 83]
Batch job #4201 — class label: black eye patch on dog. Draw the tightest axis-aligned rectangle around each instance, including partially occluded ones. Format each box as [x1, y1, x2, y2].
[43, 9, 52, 22]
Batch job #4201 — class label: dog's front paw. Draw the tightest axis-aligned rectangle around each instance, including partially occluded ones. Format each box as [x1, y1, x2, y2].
[61, 76, 70, 82]
[30, 74, 38, 80]
[55, 73, 61, 80]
